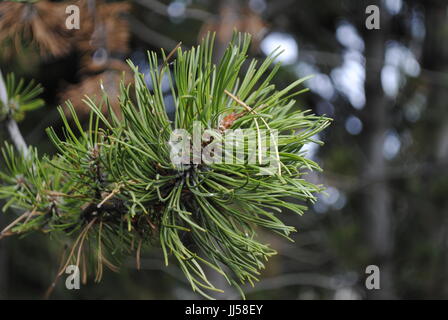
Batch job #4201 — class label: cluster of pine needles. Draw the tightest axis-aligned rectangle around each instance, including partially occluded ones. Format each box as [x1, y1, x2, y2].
[0, 33, 331, 299]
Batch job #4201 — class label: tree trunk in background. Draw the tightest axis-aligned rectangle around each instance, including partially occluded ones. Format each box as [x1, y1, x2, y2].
[422, 3, 448, 163]
[362, 2, 395, 299]
[421, 1, 448, 296]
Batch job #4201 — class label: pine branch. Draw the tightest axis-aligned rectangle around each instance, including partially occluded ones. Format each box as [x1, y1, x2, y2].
[0, 33, 332, 299]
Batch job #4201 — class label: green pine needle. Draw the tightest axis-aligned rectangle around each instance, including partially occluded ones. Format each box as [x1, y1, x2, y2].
[0, 73, 44, 122]
[0, 32, 331, 299]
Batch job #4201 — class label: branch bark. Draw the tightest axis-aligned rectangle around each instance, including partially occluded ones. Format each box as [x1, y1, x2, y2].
[0, 70, 29, 157]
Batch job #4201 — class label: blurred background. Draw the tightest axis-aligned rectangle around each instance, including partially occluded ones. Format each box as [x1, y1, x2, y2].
[1, 0, 448, 299]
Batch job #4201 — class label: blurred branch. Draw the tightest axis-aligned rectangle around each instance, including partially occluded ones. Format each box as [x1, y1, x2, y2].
[301, 49, 448, 87]
[0, 70, 28, 157]
[129, 15, 180, 49]
[134, 0, 214, 21]
[126, 258, 190, 285]
[228, 272, 357, 298]
[265, 0, 297, 17]
[277, 246, 332, 265]
[324, 158, 448, 194]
